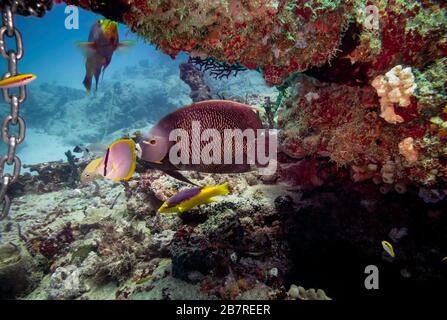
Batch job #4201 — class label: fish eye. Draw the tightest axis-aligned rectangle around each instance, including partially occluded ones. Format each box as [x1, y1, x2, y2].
[149, 139, 157, 145]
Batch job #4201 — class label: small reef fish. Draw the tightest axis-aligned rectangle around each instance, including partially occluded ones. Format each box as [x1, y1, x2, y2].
[77, 19, 133, 93]
[73, 143, 108, 158]
[0, 74, 36, 89]
[138, 100, 266, 184]
[80, 139, 136, 183]
[157, 183, 230, 214]
[442, 257, 447, 263]
[381, 240, 395, 258]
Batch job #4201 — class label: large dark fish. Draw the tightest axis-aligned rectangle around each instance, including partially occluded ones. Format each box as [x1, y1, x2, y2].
[138, 100, 267, 184]
[77, 19, 130, 93]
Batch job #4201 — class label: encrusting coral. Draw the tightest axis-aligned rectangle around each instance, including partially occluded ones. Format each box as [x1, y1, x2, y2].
[371, 65, 417, 124]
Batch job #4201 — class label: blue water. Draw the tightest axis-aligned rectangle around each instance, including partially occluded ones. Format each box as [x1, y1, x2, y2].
[0, 4, 190, 166]
[2, 4, 188, 88]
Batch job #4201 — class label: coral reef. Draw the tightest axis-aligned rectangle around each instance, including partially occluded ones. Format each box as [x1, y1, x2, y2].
[1, 155, 445, 300]
[62, 0, 353, 85]
[62, 1, 446, 88]
[2, 0, 445, 301]
[277, 67, 446, 189]
[9, 158, 89, 197]
[58, 1, 446, 192]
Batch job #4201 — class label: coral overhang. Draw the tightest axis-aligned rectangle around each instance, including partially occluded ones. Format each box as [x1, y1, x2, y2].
[61, 0, 447, 188]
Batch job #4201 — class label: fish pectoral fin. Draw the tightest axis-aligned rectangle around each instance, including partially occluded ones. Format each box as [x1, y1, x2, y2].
[75, 41, 96, 55]
[117, 40, 135, 48]
[164, 170, 197, 186]
[75, 41, 96, 48]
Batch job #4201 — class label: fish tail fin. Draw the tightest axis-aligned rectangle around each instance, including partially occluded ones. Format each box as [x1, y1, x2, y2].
[83, 74, 92, 94]
[214, 182, 230, 196]
[94, 68, 102, 92]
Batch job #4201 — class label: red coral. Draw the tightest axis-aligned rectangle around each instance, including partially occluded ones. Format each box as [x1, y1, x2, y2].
[279, 158, 323, 188]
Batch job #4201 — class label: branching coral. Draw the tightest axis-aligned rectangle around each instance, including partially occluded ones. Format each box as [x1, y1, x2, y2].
[188, 57, 248, 80]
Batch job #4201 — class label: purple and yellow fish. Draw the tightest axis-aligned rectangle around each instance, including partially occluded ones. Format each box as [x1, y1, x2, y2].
[157, 183, 230, 214]
[0, 74, 36, 89]
[77, 19, 132, 93]
[138, 100, 266, 184]
[80, 139, 136, 183]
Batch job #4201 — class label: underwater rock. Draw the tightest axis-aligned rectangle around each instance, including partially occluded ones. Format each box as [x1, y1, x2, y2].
[179, 62, 213, 102]
[151, 230, 176, 256]
[47, 265, 87, 300]
[9, 159, 89, 197]
[170, 231, 225, 281]
[0, 244, 34, 299]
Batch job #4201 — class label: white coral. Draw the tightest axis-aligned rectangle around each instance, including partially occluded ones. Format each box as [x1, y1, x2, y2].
[371, 65, 417, 124]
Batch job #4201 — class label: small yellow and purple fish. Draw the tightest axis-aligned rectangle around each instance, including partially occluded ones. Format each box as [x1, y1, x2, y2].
[0, 74, 36, 89]
[157, 183, 230, 214]
[80, 139, 136, 183]
[381, 240, 395, 258]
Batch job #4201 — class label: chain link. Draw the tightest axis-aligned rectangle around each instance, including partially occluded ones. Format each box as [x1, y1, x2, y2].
[0, 1, 53, 18]
[0, 5, 26, 220]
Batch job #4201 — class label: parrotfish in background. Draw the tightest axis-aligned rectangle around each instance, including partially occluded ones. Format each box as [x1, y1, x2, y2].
[80, 139, 136, 183]
[0, 74, 36, 89]
[137, 100, 266, 184]
[157, 183, 230, 214]
[77, 19, 133, 93]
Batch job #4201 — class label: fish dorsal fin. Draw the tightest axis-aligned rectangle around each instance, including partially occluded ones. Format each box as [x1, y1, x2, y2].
[85, 157, 103, 173]
[193, 99, 263, 113]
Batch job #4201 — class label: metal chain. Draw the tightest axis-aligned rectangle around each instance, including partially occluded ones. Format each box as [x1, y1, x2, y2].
[0, 0, 53, 18]
[0, 5, 26, 220]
